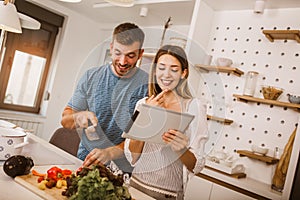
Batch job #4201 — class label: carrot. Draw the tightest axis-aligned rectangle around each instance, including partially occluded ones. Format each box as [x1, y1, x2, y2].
[32, 169, 46, 177]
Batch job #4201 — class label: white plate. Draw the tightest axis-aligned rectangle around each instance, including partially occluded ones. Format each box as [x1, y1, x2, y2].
[0, 119, 17, 128]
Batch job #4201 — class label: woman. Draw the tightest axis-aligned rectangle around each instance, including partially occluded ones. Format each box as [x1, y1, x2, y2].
[124, 45, 208, 200]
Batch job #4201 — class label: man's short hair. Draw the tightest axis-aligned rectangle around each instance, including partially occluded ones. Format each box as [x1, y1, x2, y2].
[113, 22, 145, 49]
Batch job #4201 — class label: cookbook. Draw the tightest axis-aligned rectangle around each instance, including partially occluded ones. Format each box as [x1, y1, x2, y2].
[122, 104, 195, 144]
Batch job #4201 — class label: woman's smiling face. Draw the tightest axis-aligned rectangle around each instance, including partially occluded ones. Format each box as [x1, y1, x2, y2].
[155, 54, 186, 91]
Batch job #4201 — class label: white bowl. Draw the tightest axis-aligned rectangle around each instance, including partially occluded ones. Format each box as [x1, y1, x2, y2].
[213, 151, 228, 160]
[219, 159, 234, 167]
[216, 57, 233, 67]
[251, 145, 269, 155]
[287, 94, 300, 104]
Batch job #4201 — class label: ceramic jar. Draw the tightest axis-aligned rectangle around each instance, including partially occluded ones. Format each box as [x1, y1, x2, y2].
[243, 71, 259, 96]
[0, 127, 28, 160]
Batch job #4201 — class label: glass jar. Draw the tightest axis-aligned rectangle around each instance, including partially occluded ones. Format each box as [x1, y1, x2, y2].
[243, 71, 259, 96]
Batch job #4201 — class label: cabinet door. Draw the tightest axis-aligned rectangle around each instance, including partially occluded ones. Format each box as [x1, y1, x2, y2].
[210, 184, 255, 200]
[185, 176, 212, 200]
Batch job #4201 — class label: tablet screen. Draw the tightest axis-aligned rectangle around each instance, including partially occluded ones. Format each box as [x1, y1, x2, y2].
[122, 104, 195, 144]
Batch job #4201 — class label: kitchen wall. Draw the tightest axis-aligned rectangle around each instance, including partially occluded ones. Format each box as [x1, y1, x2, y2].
[186, 1, 300, 199]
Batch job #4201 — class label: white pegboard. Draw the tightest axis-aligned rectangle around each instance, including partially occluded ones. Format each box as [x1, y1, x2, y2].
[193, 9, 300, 184]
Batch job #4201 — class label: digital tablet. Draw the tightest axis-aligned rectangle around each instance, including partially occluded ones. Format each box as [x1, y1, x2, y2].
[122, 104, 195, 144]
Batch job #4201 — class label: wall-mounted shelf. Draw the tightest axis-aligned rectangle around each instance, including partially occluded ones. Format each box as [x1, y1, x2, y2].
[207, 115, 233, 125]
[262, 30, 300, 43]
[237, 150, 279, 165]
[194, 64, 244, 77]
[233, 94, 300, 112]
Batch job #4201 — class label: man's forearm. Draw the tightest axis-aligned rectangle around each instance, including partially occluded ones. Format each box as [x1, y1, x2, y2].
[107, 141, 125, 160]
[61, 107, 76, 129]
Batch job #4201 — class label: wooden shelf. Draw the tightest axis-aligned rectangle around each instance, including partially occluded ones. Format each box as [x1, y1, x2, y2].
[203, 166, 246, 179]
[262, 30, 300, 43]
[233, 94, 300, 112]
[207, 115, 233, 125]
[237, 150, 279, 165]
[194, 64, 244, 77]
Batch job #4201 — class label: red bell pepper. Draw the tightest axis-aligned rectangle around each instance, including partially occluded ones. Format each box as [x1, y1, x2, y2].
[62, 169, 72, 176]
[47, 166, 63, 181]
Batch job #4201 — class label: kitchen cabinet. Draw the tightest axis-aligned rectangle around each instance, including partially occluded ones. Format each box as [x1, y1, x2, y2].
[210, 183, 255, 200]
[185, 175, 212, 200]
[185, 175, 255, 200]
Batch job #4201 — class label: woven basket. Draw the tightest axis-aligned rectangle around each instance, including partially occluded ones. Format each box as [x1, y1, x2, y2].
[262, 86, 283, 100]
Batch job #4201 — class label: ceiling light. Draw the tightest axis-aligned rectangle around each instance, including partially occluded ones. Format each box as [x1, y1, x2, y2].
[58, 0, 82, 3]
[104, 0, 134, 7]
[140, 7, 148, 17]
[0, 0, 22, 33]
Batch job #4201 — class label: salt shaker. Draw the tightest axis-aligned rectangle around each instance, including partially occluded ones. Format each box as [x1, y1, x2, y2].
[243, 71, 259, 96]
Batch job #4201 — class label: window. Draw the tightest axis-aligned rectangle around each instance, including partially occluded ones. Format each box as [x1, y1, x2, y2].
[0, 0, 64, 113]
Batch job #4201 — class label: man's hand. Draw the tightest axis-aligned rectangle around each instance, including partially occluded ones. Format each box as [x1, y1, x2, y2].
[82, 148, 111, 167]
[73, 111, 98, 128]
[82, 142, 125, 167]
[61, 106, 98, 129]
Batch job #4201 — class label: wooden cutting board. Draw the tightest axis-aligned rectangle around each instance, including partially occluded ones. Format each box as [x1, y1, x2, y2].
[14, 174, 68, 200]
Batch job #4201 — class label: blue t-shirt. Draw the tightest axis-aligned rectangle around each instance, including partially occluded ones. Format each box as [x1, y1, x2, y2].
[68, 64, 148, 172]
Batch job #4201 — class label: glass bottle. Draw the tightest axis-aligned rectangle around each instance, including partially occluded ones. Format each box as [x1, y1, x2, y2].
[243, 71, 259, 96]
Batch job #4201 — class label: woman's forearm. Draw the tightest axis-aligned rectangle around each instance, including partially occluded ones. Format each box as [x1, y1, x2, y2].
[129, 139, 145, 164]
[180, 149, 196, 172]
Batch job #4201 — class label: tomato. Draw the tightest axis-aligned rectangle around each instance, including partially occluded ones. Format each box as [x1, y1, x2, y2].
[37, 176, 45, 183]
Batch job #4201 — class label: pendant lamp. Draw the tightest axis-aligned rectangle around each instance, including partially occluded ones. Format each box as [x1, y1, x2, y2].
[18, 13, 41, 30]
[59, 0, 82, 2]
[0, 0, 22, 33]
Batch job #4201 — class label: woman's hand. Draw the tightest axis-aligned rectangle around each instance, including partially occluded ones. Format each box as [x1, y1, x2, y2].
[162, 129, 189, 153]
[146, 89, 169, 107]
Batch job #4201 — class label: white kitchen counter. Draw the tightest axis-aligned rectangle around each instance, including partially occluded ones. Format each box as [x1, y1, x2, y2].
[0, 133, 154, 200]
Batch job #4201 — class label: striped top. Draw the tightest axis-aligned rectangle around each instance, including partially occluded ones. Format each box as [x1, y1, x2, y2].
[124, 97, 208, 194]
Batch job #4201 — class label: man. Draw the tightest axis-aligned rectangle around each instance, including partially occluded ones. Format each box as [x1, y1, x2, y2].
[61, 22, 148, 173]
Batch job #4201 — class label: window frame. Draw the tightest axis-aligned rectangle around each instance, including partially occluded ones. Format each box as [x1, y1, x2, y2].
[0, 0, 64, 113]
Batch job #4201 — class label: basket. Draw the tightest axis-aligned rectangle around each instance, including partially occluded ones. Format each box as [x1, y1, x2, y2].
[261, 86, 283, 100]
